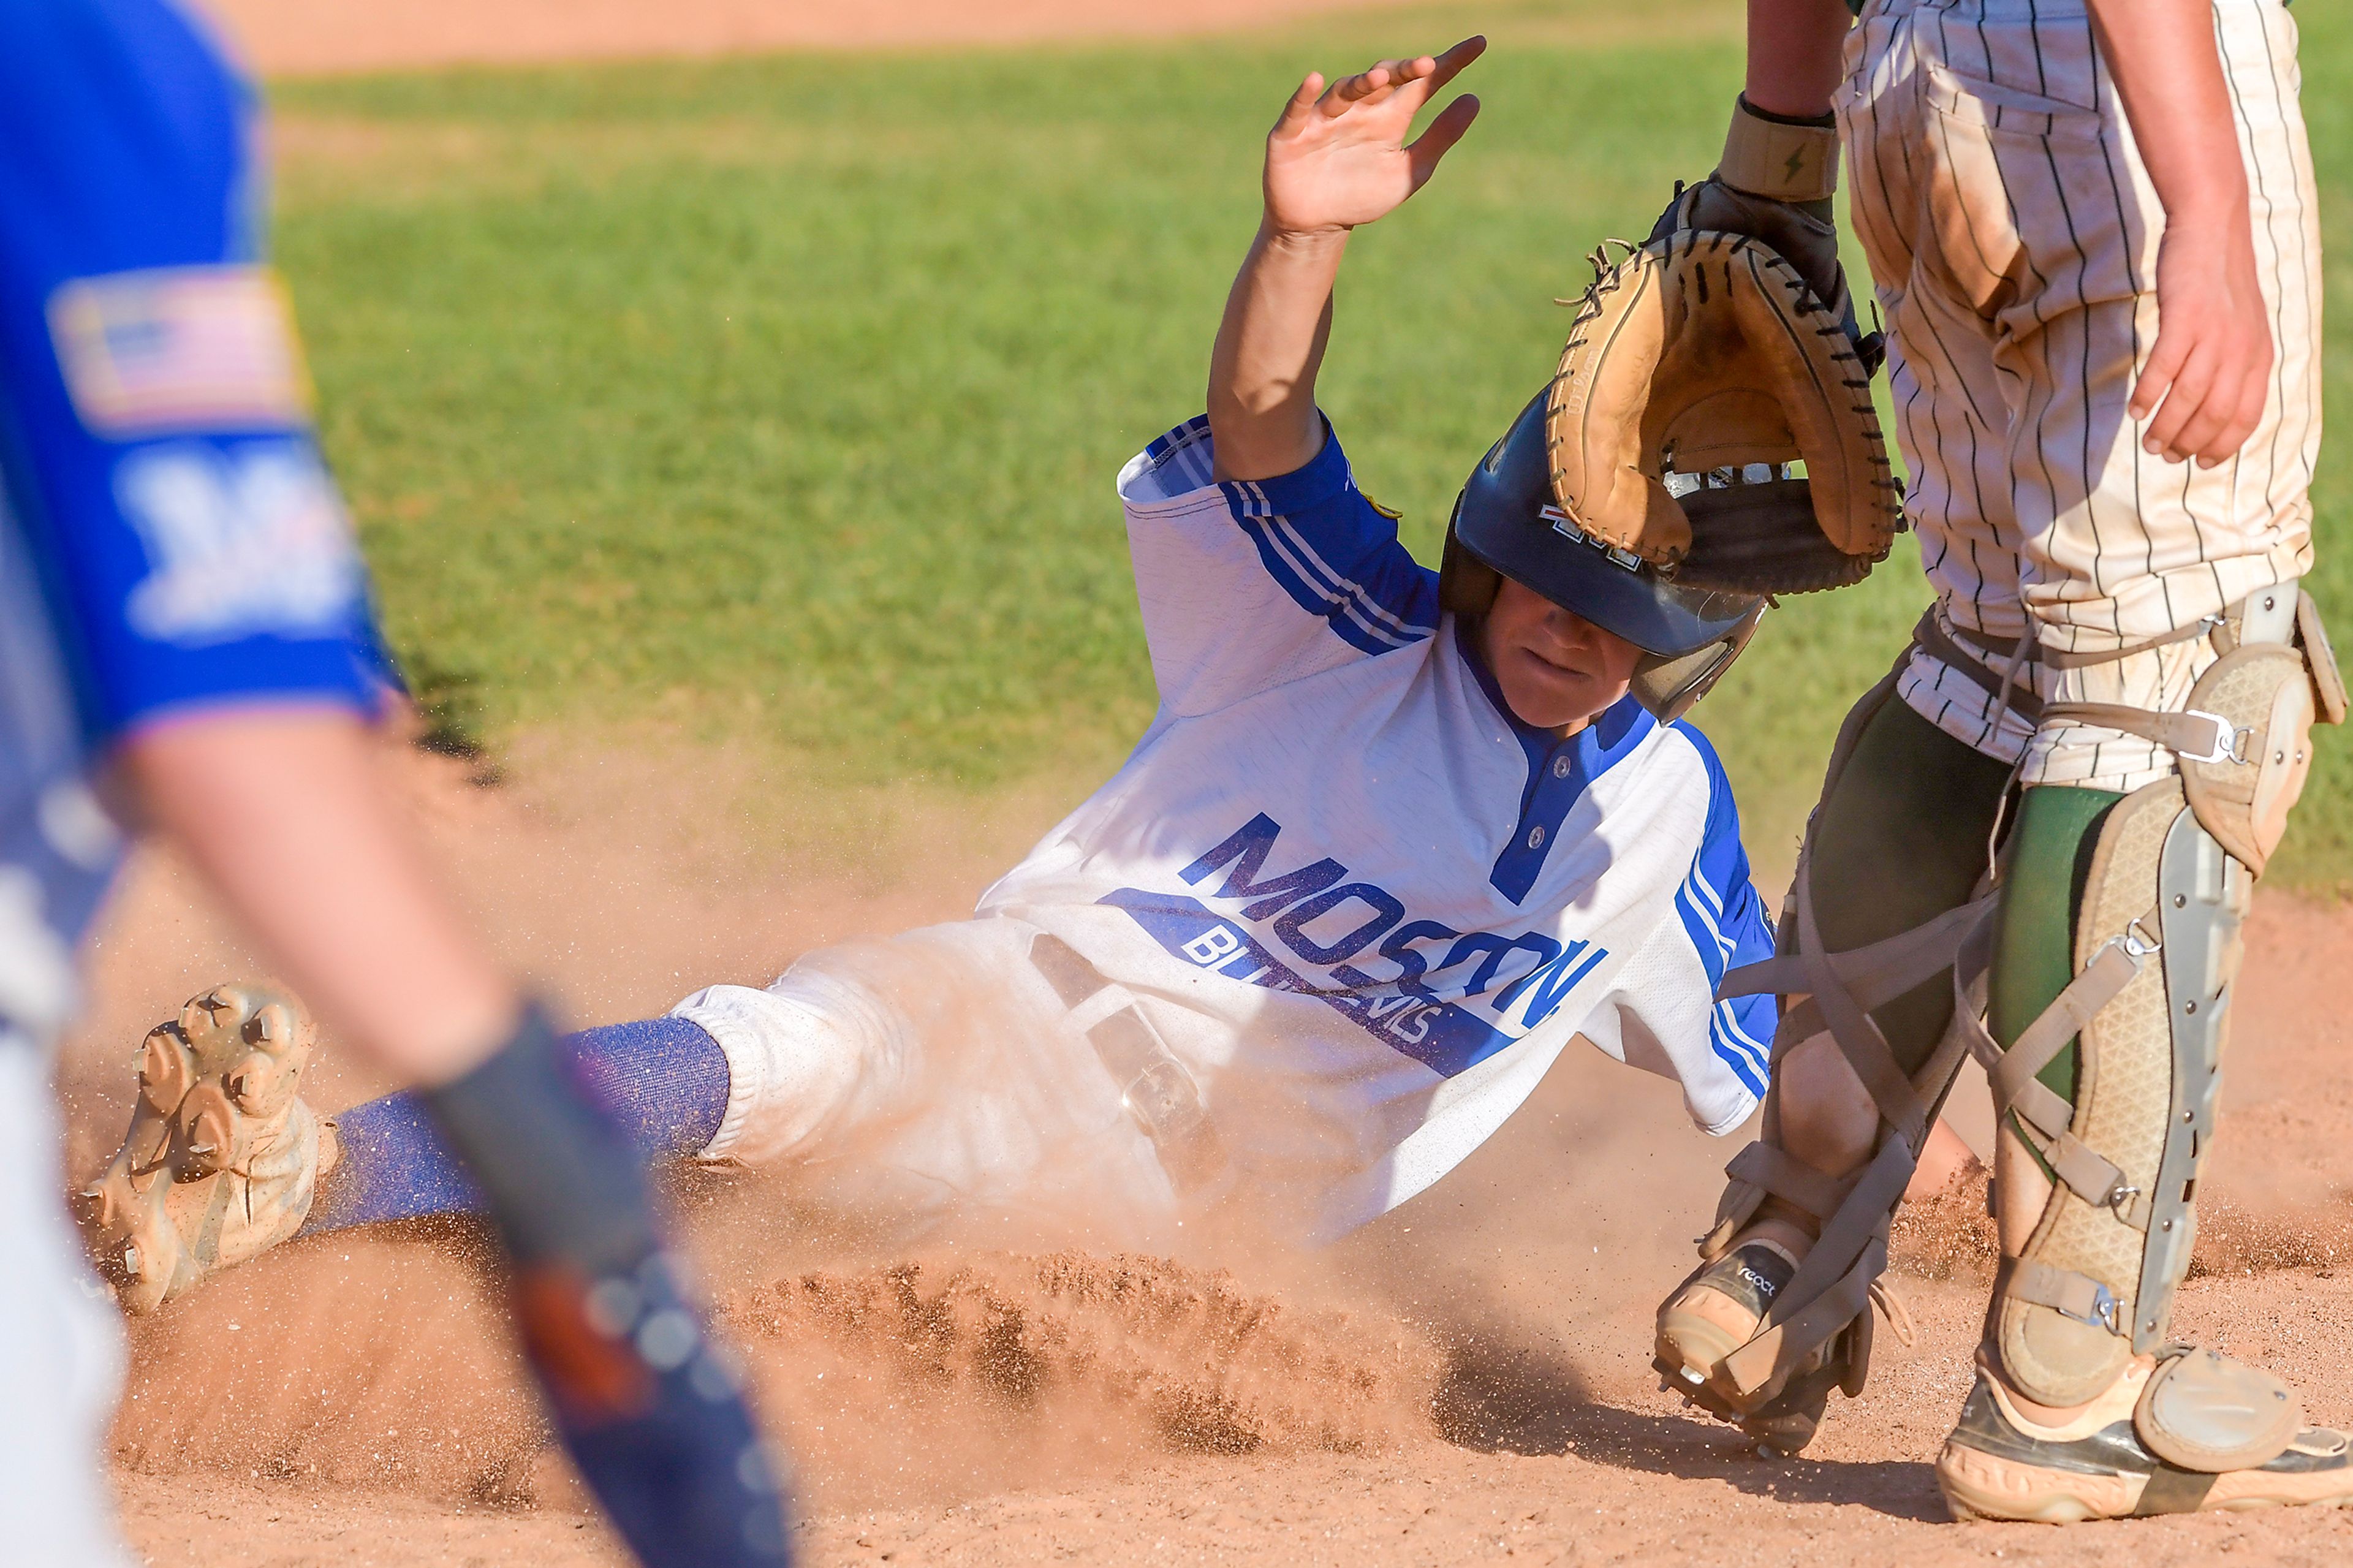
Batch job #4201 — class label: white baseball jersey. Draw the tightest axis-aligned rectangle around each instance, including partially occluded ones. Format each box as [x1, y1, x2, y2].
[680, 415, 1778, 1240]
[967, 414, 1777, 1236]
[1839, 0, 2319, 792]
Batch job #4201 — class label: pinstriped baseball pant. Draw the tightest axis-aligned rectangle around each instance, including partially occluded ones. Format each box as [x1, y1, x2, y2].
[1836, 0, 2321, 791]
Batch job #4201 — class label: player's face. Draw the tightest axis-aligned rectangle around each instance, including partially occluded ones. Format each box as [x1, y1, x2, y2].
[1477, 577, 1643, 733]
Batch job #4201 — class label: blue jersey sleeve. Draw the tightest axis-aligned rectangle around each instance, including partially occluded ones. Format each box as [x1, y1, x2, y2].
[1668, 721, 1779, 1098]
[0, 0, 387, 746]
[1116, 414, 1441, 716]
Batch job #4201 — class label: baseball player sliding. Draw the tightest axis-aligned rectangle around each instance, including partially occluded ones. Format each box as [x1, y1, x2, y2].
[1635, 0, 2348, 1524]
[2, 4, 789, 1564]
[82, 41, 1803, 1328]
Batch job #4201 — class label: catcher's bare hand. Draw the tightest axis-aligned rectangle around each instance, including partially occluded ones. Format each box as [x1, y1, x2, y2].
[2131, 220, 2274, 468]
[1262, 37, 1485, 238]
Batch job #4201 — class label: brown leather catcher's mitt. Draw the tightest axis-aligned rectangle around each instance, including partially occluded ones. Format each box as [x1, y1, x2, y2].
[1544, 230, 1900, 594]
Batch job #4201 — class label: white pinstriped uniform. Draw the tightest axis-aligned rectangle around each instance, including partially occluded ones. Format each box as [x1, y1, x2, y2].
[1836, 0, 2321, 790]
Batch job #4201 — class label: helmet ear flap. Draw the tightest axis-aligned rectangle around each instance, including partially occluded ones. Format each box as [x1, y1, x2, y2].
[1628, 601, 1768, 721]
[1439, 505, 1501, 616]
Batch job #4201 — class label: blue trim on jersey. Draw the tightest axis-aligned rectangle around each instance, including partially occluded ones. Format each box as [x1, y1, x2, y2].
[1141, 415, 1219, 492]
[1453, 621, 1658, 904]
[1101, 886, 1540, 1078]
[1208, 420, 1439, 657]
[0, 0, 384, 743]
[1667, 720, 1778, 1096]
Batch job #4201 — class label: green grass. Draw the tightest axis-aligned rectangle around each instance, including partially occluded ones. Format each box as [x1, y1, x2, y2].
[271, 0, 2351, 887]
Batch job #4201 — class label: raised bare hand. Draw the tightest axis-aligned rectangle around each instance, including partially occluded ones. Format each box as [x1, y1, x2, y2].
[1262, 37, 1486, 238]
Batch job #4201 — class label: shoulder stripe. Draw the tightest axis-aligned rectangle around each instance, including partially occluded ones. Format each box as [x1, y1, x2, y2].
[1682, 858, 1728, 922]
[1676, 873, 1733, 972]
[1140, 416, 1218, 493]
[1233, 510, 1434, 655]
[1265, 515, 1431, 642]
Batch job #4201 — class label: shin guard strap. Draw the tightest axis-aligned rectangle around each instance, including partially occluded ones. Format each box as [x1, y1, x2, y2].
[2003, 1257, 2124, 1338]
[1954, 914, 2158, 1224]
[1987, 932, 2150, 1110]
[1792, 868, 1931, 1152]
[1723, 1140, 1859, 1229]
[1725, 893, 1993, 1051]
[1721, 1135, 1914, 1402]
[1722, 1238, 1882, 1399]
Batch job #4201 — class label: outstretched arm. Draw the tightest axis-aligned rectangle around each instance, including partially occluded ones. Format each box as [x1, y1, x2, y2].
[1208, 37, 1484, 482]
[2088, 0, 2272, 469]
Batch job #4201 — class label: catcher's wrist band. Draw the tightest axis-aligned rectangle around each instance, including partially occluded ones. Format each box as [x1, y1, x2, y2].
[1719, 93, 1841, 204]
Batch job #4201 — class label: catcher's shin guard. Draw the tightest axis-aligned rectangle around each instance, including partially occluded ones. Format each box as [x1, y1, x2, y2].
[1656, 672, 2009, 1449]
[1658, 871, 1984, 1445]
[75, 982, 336, 1314]
[1972, 585, 2330, 1392]
[1938, 583, 2352, 1517]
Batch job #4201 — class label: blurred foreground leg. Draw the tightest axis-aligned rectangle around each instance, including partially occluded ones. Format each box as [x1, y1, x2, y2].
[2, 1043, 135, 1568]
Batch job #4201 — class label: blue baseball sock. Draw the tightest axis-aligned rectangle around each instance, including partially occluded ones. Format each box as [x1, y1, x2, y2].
[298, 1014, 731, 1238]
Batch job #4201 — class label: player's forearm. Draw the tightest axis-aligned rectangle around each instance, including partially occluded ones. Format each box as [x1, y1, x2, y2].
[118, 706, 520, 1085]
[2088, 0, 2250, 232]
[1207, 221, 1346, 482]
[1745, 0, 1852, 119]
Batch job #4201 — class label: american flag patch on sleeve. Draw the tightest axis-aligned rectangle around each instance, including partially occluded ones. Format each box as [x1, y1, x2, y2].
[47, 265, 314, 437]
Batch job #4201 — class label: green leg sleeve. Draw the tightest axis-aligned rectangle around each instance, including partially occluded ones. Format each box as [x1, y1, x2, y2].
[1808, 694, 2015, 1079]
[1987, 785, 2124, 1107]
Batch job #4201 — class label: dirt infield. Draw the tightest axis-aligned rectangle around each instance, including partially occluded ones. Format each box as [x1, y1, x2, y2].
[70, 735, 2353, 1567]
[68, 13, 2353, 1562]
[199, 0, 1407, 76]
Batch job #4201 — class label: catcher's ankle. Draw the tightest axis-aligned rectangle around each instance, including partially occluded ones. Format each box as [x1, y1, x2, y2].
[1747, 1203, 1820, 1251]
[1979, 1349, 2151, 1426]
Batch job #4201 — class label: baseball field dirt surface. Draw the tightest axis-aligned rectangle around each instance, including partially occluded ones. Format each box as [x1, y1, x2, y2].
[72, 740, 2353, 1567]
[64, 1, 2353, 1564]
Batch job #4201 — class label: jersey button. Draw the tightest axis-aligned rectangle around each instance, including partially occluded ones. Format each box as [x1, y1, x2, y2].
[1526, 825, 1547, 849]
[1551, 756, 1573, 779]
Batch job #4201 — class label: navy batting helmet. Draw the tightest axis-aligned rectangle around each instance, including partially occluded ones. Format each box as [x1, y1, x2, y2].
[1438, 388, 1768, 722]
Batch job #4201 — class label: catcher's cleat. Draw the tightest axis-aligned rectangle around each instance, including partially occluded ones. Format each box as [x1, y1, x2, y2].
[1654, 1229, 1837, 1453]
[74, 982, 336, 1314]
[1937, 1353, 2353, 1523]
[1658, 1232, 1800, 1382]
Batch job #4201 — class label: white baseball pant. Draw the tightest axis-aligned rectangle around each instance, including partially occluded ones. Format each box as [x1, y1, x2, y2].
[1838, 0, 2322, 790]
[672, 917, 1184, 1246]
